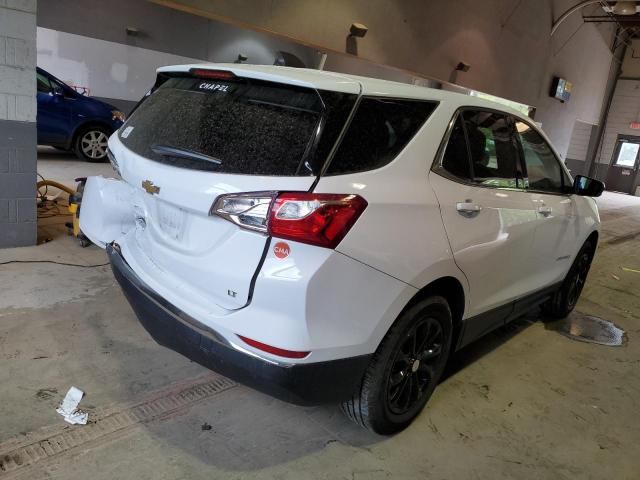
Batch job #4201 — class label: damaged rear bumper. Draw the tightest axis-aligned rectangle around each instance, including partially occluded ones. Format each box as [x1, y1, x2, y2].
[107, 243, 371, 406]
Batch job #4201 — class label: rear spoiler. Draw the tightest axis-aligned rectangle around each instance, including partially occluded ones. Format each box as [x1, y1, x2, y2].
[126, 68, 239, 118]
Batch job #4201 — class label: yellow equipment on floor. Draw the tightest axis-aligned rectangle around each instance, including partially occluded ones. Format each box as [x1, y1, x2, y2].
[37, 176, 90, 247]
[67, 178, 90, 247]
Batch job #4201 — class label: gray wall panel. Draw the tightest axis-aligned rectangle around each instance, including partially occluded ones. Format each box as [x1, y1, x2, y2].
[0, 119, 37, 247]
[38, 0, 322, 66]
[1, 0, 36, 248]
[0, 223, 38, 249]
[565, 158, 587, 177]
[93, 97, 138, 115]
[37, 0, 617, 167]
[38, 0, 211, 60]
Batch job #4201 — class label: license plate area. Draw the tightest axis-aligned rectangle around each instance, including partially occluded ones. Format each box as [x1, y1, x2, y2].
[156, 201, 186, 241]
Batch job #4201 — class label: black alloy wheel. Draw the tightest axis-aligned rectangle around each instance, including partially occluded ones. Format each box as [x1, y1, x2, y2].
[543, 240, 595, 319]
[341, 296, 453, 434]
[387, 316, 444, 415]
[566, 248, 592, 310]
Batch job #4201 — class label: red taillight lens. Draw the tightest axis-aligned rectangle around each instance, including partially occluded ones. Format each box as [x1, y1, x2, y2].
[268, 193, 367, 249]
[190, 68, 236, 80]
[238, 335, 310, 359]
[211, 191, 367, 249]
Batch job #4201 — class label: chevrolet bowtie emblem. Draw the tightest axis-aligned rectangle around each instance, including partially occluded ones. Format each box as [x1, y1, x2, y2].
[142, 180, 160, 195]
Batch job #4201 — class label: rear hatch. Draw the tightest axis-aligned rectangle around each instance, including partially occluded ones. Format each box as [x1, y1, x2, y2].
[109, 66, 359, 310]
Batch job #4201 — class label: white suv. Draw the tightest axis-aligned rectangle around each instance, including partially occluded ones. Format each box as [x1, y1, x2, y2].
[80, 64, 604, 434]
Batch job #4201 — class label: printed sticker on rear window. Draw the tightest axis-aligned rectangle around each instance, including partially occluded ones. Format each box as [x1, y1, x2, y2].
[121, 126, 134, 138]
[193, 82, 232, 94]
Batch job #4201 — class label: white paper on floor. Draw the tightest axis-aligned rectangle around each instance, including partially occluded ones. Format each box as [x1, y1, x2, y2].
[56, 386, 88, 425]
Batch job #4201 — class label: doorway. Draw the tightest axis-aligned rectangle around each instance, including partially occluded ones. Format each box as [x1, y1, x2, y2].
[606, 135, 640, 194]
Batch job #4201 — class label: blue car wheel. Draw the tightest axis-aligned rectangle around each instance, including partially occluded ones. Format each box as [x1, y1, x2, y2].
[74, 126, 110, 162]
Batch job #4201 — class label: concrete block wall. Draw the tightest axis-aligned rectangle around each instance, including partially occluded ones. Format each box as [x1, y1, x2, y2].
[0, 0, 37, 248]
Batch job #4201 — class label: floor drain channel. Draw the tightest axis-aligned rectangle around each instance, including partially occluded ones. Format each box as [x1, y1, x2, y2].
[547, 313, 627, 346]
[0, 375, 236, 475]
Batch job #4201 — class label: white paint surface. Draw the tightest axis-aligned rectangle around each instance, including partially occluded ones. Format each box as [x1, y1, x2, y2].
[36, 27, 204, 101]
[80, 69, 600, 366]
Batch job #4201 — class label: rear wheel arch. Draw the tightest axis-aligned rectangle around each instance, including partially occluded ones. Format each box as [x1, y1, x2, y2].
[402, 276, 465, 351]
[343, 281, 462, 433]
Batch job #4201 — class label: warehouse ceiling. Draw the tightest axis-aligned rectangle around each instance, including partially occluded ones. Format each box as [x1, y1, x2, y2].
[587, 1, 640, 26]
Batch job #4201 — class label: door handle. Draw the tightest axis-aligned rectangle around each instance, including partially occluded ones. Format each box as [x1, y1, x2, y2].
[456, 201, 482, 218]
[538, 206, 553, 217]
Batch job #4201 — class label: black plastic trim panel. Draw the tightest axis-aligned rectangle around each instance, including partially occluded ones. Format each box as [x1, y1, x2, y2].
[106, 243, 372, 405]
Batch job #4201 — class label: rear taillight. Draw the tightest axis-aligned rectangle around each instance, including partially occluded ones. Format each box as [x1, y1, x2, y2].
[210, 192, 276, 233]
[269, 193, 367, 248]
[211, 192, 367, 249]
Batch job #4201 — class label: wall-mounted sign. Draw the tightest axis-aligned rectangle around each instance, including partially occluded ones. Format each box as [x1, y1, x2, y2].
[630, 122, 640, 130]
[550, 77, 572, 103]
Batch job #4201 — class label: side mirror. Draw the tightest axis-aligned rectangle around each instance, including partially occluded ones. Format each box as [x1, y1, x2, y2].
[573, 175, 605, 197]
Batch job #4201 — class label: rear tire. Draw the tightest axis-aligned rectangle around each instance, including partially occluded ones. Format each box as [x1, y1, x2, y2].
[542, 240, 595, 319]
[341, 296, 453, 435]
[74, 126, 110, 162]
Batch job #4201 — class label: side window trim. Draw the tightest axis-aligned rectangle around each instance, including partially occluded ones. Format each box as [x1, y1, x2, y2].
[511, 115, 530, 189]
[318, 93, 363, 177]
[458, 110, 476, 179]
[433, 106, 527, 192]
[507, 115, 526, 189]
[512, 116, 572, 196]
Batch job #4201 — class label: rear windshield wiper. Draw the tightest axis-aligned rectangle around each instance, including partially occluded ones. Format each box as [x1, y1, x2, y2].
[151, 144, 222, 165]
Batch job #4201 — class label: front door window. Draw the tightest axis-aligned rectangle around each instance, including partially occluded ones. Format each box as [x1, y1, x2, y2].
[515, 121, 567, 194]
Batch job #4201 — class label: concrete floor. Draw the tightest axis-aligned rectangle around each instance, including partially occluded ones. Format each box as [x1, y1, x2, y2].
[1, 151, 639, 479]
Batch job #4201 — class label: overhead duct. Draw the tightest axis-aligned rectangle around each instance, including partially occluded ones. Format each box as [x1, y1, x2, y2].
[552, 0, 640, 35]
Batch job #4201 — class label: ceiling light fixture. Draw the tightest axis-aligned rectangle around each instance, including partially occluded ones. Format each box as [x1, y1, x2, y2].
[613, 1, 638, 15]
[349, 23, 368, 38]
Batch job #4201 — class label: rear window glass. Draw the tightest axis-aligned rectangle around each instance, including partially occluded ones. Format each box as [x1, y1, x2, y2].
[119, 75, 356, 176]
[326, 98, 437, 175]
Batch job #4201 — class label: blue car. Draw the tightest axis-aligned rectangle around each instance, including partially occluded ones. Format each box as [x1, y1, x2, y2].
[37, 67, 125, 162]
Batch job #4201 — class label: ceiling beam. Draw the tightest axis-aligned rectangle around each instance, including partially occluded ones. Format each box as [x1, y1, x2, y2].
[551, 0, 613, 35]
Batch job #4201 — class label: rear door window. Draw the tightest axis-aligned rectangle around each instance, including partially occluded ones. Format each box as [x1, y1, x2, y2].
[326, 98, 437, 175]
[462, 110, 522, 189]
[119, 74, 356, 176]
